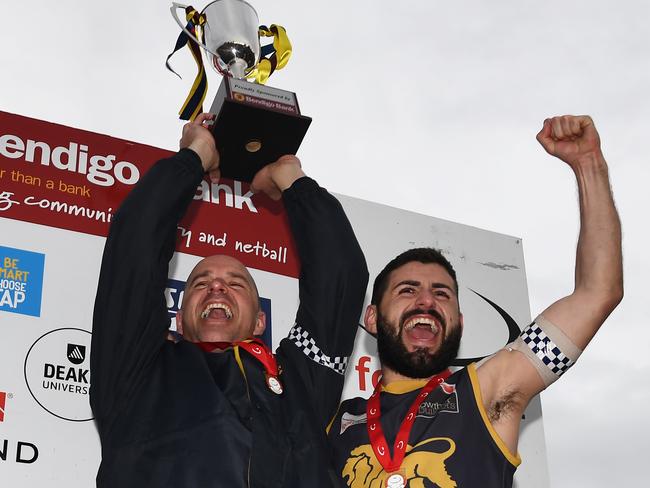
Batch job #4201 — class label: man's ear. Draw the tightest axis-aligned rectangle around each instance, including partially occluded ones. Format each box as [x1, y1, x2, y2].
[364, 304, 378, 335]
[253, 310, 266, 336]
[175, 310, 184, 335]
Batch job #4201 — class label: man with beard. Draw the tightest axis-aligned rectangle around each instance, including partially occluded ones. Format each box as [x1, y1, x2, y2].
[327, 115, 623, 488]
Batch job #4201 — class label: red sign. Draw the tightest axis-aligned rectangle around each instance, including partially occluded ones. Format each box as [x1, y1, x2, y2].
[0, 111, 299, 277]
[0, 391, 6, 422]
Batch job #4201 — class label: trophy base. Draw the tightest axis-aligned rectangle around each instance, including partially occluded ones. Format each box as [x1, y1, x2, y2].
[209, 78, 312, 182]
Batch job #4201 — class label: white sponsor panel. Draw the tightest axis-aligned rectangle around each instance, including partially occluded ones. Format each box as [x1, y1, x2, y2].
[24, 328, 93, 422]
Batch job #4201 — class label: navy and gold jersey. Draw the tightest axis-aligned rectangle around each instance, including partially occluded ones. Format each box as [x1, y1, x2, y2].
[328, 364, 520, 487]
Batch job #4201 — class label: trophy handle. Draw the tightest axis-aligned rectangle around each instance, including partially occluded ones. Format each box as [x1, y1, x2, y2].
[170, 2, 219, 58]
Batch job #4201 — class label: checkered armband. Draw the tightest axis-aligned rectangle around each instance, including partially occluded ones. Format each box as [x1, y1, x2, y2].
[508, 315, 583, 387]
[288, 324, 348, 375]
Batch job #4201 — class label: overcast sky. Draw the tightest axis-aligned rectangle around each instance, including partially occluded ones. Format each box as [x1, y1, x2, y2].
[1, 1, 648, 485]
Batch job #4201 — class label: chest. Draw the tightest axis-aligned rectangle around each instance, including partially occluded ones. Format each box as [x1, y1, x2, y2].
[329, 371, 516, 488]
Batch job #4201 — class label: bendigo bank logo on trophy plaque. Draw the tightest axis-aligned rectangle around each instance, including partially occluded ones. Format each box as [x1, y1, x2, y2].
[169, 0, 311, 182]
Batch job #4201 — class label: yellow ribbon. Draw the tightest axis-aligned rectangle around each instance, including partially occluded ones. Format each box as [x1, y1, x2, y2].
[177, 7, 208, 121]
[247, 24, 292, 85]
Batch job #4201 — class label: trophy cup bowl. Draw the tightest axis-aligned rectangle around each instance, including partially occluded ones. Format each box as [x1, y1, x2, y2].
[202, 0, 260, 78]
[171, 0, 312, 182]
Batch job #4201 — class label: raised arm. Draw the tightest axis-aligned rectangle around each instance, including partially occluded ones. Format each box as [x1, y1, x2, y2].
[252, 157, 369, 426]
[90, 115, 218, 426]
[477, 115, 623, 450]
[534, 115, 623, 345]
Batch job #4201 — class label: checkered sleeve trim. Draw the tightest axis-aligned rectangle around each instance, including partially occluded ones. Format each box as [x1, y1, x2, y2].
[288, 324, 348, 375]
[521, 323, 574, 376]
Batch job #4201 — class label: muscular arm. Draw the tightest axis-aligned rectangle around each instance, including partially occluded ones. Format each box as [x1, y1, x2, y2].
[477, 115, 623, 449]
[536, 117, 623, 346]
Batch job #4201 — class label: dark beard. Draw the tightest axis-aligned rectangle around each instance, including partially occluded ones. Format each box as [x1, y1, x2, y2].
[376, 308, 461, 379]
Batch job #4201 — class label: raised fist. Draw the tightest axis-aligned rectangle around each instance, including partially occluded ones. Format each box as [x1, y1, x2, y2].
[536, 115, 602, 168]
[250, 155, 305, 201]
[180, 113, 220, 181]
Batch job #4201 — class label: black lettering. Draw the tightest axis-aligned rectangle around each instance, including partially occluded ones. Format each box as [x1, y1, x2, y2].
[16, 441, 38, 464]
[78, 368, 89, 383]
[43, 363, 55, 378]
[65, 368, 77, 382]
[56, 365, 66, 380]
[0, 439, 7, 461]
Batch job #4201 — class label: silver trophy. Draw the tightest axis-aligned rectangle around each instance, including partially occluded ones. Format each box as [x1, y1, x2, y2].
[170, 0, 311, 182]
[171, 0, 260, 79]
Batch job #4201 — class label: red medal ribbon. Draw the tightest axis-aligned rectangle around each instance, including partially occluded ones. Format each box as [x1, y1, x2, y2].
[197, 338, 279, 378]
[366, 369, 452, 474]
[236, 338, 280, 377]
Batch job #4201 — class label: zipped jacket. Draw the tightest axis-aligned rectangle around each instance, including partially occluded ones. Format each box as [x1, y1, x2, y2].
[90, 149, 368, 487]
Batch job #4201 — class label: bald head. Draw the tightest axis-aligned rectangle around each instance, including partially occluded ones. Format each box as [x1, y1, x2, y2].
[176, 254, 266, 343]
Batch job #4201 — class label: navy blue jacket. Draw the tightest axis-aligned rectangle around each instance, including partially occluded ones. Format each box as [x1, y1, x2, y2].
[90, 149, 368, 487]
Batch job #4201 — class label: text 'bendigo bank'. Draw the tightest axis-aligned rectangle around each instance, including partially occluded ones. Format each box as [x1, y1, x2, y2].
[0, 134, 140, 187]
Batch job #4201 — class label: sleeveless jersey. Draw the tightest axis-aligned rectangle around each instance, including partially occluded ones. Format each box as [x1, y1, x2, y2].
[328, 363, 520, 487]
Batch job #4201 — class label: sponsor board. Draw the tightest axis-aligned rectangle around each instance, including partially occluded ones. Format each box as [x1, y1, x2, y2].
[0, 439, 40, 464]
[1, 113, 549, 486]
[0, 245, 45, 317]
[24, 328, 93, 422]
[0, 392, 40, 465]
[0, 111, 299, 277]
[0, 390, 11, 422]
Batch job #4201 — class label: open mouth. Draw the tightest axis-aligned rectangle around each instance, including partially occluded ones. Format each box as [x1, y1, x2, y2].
[200, 302, 233, 320]
[403, 316, 441, 341]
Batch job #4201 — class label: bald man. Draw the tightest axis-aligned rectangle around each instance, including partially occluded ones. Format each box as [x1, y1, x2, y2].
[90, 114, 368, 488]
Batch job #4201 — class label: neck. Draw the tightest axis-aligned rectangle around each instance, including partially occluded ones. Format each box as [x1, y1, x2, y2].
[380, 366, 448, 387]
[380, 367, 414, 386]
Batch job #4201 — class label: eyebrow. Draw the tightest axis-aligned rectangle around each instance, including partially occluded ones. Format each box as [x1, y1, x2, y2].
[393, 280, 455, 293]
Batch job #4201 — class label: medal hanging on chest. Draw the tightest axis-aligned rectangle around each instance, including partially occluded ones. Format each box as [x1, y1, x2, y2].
[366, 369, 452, 486]
[236, 339, 284, 395]
[384, 471, 407, 488]
[197, 338, 283, 395]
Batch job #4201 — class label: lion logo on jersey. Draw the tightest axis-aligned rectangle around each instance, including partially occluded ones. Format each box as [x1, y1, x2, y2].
[342, 437, 457, 488]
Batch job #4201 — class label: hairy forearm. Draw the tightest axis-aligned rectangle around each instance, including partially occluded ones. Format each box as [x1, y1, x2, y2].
[573, 152, 623, 306]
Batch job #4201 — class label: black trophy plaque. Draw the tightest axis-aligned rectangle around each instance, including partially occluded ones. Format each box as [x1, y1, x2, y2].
[209, 77, 312, 182]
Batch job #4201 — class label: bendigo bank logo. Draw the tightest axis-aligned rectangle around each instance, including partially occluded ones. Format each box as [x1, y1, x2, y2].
[24, 328, 93, 422]
[342, 438, 457, 488]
